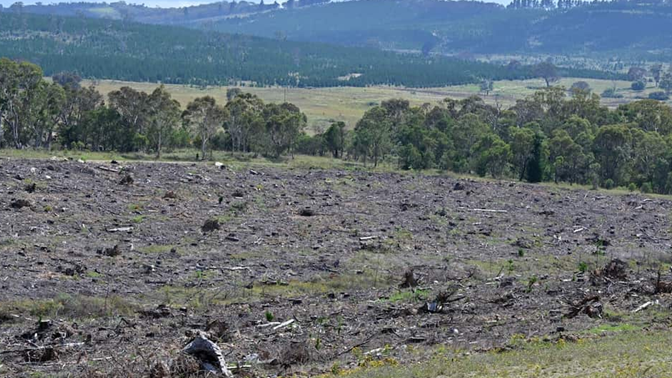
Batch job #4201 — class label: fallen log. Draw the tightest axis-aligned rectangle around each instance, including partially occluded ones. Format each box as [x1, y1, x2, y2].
[107, 227, 133, 233]
[470, 208, 508, 213]
[633, 300, 658, 313]
[97, 166, 120, 173]
[272, 319, 295, 331]
[564, 295, 601, 319]
[221, 266, 252, 272]
[183, 332, 232, 377]
[359, 236, 378, 241]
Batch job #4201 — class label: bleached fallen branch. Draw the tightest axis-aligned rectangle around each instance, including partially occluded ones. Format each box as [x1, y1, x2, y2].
[0, 342, 85, 355]
[221, 266, 252, 272]
[257, 322, 281, 329]
[107, 227, 133, 233]
[633, 300, 658, 313]
[97, 166, 120, 173]
[471, 208, 508, 213]
[272, 319, 295, 331]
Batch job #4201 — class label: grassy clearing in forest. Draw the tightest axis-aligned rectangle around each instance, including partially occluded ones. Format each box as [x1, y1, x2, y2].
[80, 76, 664, 132]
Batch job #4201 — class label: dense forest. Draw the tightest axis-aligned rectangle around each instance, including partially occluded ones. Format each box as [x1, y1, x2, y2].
[3, 59, 672, 195]
[0, 12, 624, 87]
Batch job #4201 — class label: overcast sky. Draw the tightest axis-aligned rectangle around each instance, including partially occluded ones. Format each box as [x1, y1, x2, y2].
[0, 0, 231, 6]
[0, 0, 509, 8]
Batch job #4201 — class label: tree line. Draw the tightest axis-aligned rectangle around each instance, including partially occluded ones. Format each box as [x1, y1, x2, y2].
[298, 86, 672, 195]
[320, 88, 672, 194]
[4, 58, 672, 195]
[0, 59, 307, 159]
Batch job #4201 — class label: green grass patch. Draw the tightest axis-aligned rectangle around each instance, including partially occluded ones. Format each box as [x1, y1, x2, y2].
[0, 294, 136, 320]
[131, 215, 145, 223]
[319, 330, 672, 378]
[138, 244, 174, 254]
[588, 323, 641, 334]
[385, 289, 430, 303]
[251, 272, 389, 298]
[86, 271, 102, 278]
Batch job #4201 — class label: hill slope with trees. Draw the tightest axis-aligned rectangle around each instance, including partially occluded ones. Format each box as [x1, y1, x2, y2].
[0, 12, 623, 88]
[8, 0, 672, 60]
[202, 0, 672, 60]
[0, 12, 518, 88]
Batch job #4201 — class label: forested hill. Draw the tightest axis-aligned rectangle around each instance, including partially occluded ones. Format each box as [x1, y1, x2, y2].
[1, 1, 281, 25]
[203, 0, 672, 60]
[0, 12, 621, 87]
[8, 0, 672, 60]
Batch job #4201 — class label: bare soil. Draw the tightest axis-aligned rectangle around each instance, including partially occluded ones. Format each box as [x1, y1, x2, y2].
[1, 158, 671, 377]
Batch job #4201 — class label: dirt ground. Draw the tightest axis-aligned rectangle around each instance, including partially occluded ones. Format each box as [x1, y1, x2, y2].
[1, 157, 672, 377]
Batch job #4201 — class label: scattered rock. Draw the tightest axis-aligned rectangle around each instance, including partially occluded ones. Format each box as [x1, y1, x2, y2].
[279, 341, 312, 367]
[149, 361, 171, 378]
[140, 304, 172, 319]
[202, 219, 221, 233]
[119, 174, 134, 185]
[453, 182, 465, 191]
[512, 238, 532, 249]
[25, 346, 58, 362]
[10, 199, 32, 209]
[565, 296, 602, 319]
[586, 233, 611, 246]
[298, 208, 315, 217]
[59, 264, 86, 277]
[602, 259, 627, 280]
[225, 234, 240, 242]
[399, 269, 419, 289]
[98, 245, 122, 257]
[205, 319, 231, 341]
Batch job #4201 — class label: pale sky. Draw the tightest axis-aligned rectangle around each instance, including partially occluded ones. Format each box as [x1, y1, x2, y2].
[1, 0, 510, 9]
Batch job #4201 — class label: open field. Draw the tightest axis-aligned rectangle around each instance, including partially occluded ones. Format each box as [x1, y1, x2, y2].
[2, 155, 672, 376]
[83, 77, 664, 132]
